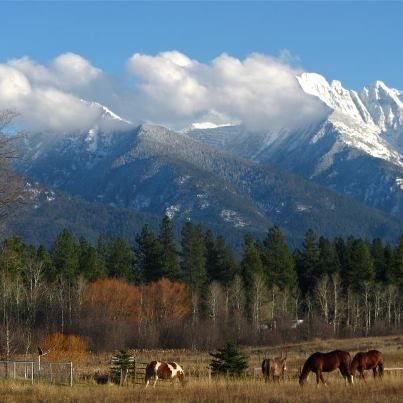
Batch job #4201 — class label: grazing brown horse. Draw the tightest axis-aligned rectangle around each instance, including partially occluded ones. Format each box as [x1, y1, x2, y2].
[262, 353, 287, 382]
[145, 361, 185, 388]
[299, 350, 353, 386]
[350, 350, 384, 381]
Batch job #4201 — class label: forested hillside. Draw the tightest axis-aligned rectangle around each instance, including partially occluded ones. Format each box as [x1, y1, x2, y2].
[1, 217, 401, 354]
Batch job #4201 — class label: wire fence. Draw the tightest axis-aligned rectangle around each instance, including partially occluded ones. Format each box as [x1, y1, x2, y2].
[0, 361, 73, 386]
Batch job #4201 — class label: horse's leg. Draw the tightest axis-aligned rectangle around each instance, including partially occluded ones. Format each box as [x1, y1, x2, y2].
[372, 368, 377, 379]
[360, 371, 367, 383]
[153, 376, 158, 388]
[145, 378, 149, 388]
[378, 363, 384, 379]
[315, 371, 321, 386]
[319, 372, 327, 386]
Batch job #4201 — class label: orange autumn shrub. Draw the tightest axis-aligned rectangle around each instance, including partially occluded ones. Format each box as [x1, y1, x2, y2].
[42, 332, 87, 365]
[83, 278, 142, 322]
[143, 278, 192, 322]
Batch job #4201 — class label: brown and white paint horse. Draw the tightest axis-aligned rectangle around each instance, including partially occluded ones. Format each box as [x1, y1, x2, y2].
[145, 361, 185, 388]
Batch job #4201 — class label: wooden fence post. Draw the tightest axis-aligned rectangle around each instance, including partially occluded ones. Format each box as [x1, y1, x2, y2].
[70, 362, 73, 387]
[31, 362, 34, 384]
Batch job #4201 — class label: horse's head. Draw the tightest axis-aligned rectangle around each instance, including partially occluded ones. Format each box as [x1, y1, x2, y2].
[177, 369, 185, 386]
[350, 354, 359, 377]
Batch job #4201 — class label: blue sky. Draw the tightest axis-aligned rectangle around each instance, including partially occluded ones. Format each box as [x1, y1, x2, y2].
[1, 1, 403, 90]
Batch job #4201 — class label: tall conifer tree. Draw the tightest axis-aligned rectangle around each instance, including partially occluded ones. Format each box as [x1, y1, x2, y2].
[52, 229, 79, 282]
[240, 233, 264, 320]
[346, 239, 375, 292]
[107, 237, 137, 281]
[295, 229, 320, 295]
[136, 224, 164, 283]
[159, 216, 182, 281]
[263, 226, 297, 291]
[393, 236, 403, 288]
[181, 222, 207, 292]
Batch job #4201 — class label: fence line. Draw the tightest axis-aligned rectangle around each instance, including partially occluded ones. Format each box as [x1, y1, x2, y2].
[0, 360, 73, 386]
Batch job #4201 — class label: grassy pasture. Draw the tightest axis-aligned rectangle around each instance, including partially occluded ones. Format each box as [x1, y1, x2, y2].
[1, 335, 402, 402]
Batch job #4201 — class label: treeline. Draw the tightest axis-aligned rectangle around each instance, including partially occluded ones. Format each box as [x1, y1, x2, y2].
[0, 217, 402, 354]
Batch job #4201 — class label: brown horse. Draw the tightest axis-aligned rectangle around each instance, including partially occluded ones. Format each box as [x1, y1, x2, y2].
[262, 352, 287, 382]
[145, 361, 185, 388]
[350, 350, 384, 381]
[299, 350, 353, 386]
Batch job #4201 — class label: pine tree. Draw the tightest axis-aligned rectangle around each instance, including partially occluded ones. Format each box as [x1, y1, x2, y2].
[37, 245, 56, 282]
[263, 226, 297, 291]
[78, 236, 105, 281]
[181, 222, 207, 292]
[295, 229, 320, 296]
[136, 224, 164, 283]
[52, 229, 79, 282]
[205, 231, 237, 286]
[2, 235, 33, 277]
[371, 238, 388, 284]
[110, 350, 135, 385]
[393, 236, 403, 288]
[159, 216, 182, 281]
[107, 237, 137, 281]
[346, 239, 375, 292]
[383, 243, 395, 285]
[240, 234, 264, 320]
[210, 341, 248, 377]
[318, 236, 340, 276]
[96, 234, 110, 270]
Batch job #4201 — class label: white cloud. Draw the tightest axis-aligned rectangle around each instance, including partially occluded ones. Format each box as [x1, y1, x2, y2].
[1, 54, 127, 134]
[0, 51, 328, 134]
[127, 51, 329, 131]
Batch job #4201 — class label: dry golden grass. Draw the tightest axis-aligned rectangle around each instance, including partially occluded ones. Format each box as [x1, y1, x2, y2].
[0, 376, 402, 402]
[3, 335, 403, 402]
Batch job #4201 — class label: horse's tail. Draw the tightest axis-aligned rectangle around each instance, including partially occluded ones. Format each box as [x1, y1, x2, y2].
[378, 353, 384, 378]
[299, 357, 311, 386]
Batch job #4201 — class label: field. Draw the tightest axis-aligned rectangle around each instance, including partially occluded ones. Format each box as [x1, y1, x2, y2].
[1, 335, 402, 402]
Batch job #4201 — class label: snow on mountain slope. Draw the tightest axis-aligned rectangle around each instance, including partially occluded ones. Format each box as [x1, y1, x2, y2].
[297, 73, 402, 166]
[297, 73, 375, 126]
[82, 100, 132, 125]
[187, 73, 403, 215]
[360, 81, 403, 153]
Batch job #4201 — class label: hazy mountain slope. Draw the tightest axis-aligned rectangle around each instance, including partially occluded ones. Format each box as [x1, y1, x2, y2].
[4, 183, 259, 250]
[15, 124, 403, 243]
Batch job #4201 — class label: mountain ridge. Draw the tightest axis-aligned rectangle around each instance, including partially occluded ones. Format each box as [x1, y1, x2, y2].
[14, 122, 403, 243]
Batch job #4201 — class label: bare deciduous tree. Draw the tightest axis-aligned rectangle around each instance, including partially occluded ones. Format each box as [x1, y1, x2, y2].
[0, 110, 22, 225]
[315, 275, 330, 323]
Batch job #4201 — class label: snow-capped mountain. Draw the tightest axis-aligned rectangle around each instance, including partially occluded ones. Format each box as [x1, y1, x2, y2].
[297, 73, 403, 162]
[188, 73, 403, 215]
